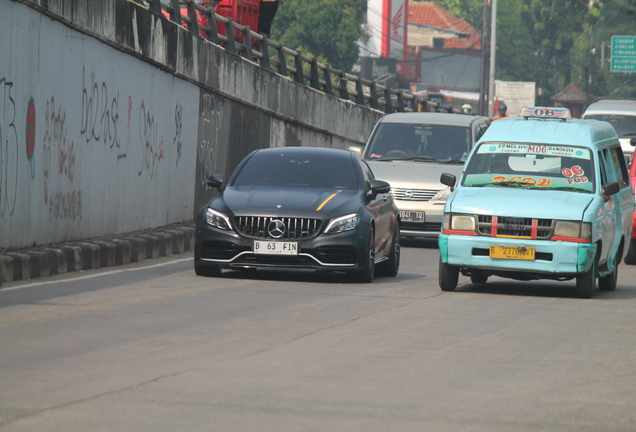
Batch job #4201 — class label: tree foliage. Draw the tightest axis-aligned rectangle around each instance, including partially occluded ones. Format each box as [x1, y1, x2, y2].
[272, 0, 368, 72]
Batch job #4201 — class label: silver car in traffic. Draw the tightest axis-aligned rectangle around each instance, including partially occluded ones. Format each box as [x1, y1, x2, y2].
[352, 112, 490, 238]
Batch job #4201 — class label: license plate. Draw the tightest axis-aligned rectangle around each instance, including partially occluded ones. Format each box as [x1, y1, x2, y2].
[253, 240, 298, 255]
[399, 210, 425, 222]
[490, 245, 535, 260]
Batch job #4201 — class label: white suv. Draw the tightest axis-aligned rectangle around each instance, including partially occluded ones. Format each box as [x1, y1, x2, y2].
[353, 112, 490, 238]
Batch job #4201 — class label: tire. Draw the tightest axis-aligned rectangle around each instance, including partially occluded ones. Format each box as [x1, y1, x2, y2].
[439, 256, 459, 292]
[470, 275, 488, 284]
[576, 260, 596, 299]
[599, 265, 618, 291]
[377, 222, 400, 277]
[624, 239, 636, 265]
[194, 262, 222, 277]
[350, 226, 375, 283]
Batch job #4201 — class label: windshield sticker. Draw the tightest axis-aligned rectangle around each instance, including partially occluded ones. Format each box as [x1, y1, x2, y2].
[492, 176, 553, 187]
[478, 144, 590, 159]
[370, 153, 383, 158]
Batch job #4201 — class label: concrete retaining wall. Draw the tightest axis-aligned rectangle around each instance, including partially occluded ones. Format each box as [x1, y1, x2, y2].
[0, 0, 384, 251]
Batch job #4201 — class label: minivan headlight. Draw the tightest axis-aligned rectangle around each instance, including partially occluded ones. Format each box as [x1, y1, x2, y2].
[324, 213, 360, 234]
[451, 215, 476, 231]
[206, 208, 232, 230]
[554, 221, 591, 240]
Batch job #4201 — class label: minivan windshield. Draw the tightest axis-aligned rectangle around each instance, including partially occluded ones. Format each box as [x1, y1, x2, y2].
[364, 123, 471, 162]
[583, 114, 636, 138]
[463, 143, 595, 193]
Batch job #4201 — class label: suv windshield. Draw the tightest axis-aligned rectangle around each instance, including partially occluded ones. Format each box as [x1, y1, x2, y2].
[364, 123, 471, 162]
[584, 114, 636, 138]
[463, 143, 595, 193]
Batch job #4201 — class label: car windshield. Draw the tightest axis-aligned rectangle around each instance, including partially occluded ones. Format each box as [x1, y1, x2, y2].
[232, 154, 359, 190]
[364, 123, 471, 162]
[584, 114, 636, 137]
[463, 143, 595, 193]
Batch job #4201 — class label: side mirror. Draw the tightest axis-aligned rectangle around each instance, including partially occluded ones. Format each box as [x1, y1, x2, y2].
[348, 146, 363, 157]
[207, 174, 225, 190]
[440, 173, 457, 188]
[630, 137, 636, 147]
[603, 181, 620, 197]
[370, 179, 391, 196]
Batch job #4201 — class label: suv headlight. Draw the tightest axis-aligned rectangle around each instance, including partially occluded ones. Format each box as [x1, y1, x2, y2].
[554, 221, 591, 240]
[206, 208, 232, 230]
[432, 187, 452, 202]
[324, 213, 360, 234]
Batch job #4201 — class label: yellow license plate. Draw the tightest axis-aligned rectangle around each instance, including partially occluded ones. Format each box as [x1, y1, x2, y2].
[489, 245, 535, 260]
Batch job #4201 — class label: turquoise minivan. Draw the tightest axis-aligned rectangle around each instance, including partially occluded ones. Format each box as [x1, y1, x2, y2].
[438, 107, 634, 298]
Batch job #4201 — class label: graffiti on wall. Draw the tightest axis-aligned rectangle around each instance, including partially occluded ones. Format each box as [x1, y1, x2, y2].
[80, 68, 124, 159]
[174, 103, 183, 166]
[137, 100, 163, 178]
[26, 97, 36, 179]
[43, 97, 82, 221]
[199, 93, 223, 185]
[0, 78, 19, 217]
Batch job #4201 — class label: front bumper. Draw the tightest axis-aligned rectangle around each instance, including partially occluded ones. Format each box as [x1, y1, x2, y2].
[439, 234, 597, 278]
[195, 221, 369, 272]
[394, 198, 445, 238]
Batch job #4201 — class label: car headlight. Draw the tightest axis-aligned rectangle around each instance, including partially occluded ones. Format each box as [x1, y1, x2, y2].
[444, 214, 476, 231]
[324, 213, 361, 234]
[432, 187, 452, 202]
[554, 221, 591, 240]
[206, 208, 232, 230]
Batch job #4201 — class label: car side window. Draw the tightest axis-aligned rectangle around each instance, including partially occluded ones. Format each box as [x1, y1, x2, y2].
[359, 160, 375, 190]
[598, 151, 608, 188]
[474, 123, 488, 143]
[609, 146, 629, 188]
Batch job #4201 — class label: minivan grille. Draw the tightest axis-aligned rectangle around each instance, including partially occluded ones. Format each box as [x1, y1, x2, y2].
[477, 215, 553, 239]
[391, 188, 438, 201]
[234, 216, 323, 240]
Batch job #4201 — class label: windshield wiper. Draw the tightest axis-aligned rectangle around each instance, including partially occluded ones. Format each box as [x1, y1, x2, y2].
[377, 156, 439, 162]
[489, 180, 537, 187]
[438, 158, 465, 163]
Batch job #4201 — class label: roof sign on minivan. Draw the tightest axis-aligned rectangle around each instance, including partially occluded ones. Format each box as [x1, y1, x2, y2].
[520, 106, 571, 119]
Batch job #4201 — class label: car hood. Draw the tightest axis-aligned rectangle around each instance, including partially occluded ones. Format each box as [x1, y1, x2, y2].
[448, 187, 594, 220]
[216, 186, 361, 218]
[367, 160, 463, 189]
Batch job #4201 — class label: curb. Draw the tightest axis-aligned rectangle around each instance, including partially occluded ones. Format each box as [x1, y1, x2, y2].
[0, 222, 196, 285]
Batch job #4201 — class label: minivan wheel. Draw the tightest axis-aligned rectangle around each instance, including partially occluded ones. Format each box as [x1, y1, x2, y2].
[624, 240, 636, 264]
[576, 261, 596, 298]
[599, 265, 618, 291]
[470, 275, 488, 284]
[439, 256, 459, 291]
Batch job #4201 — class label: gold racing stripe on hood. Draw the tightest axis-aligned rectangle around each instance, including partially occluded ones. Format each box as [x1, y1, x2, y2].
[316, 190, 342, 211]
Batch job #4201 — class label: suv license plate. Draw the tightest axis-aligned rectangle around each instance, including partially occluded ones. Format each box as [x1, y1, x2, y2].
[254, 240, 298, 255]
[399, 211, 425, 222]
[490, 246, 535, 260]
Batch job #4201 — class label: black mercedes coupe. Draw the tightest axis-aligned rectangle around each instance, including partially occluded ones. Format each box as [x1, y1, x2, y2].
[194, 147, 400, 282]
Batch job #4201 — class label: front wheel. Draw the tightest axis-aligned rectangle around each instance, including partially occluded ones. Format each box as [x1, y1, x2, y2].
[377, 222, 400, 277]
[576, 261, 596, 299]
[470, 275, 488, 284]
[350, 226, 375, 283]
[439, 256, 459, 291]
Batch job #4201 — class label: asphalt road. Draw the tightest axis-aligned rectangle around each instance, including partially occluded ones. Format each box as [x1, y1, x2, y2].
[1, 239, 635, 431]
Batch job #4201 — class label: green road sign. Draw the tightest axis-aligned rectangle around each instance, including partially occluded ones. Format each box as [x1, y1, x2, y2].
[611, 35, 636, 73]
